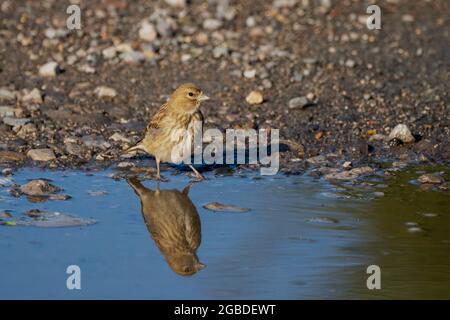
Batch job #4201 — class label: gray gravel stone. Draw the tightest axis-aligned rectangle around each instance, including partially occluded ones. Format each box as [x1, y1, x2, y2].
[288, 96, 309, 109]
[389, 124, 415, 143]
[27, 148, 56, 162]
[3, 117, 31, 127]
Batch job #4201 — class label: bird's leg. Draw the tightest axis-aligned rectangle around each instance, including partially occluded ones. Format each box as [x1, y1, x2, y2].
[188, 164, 205, 181]
[156, 158, 161, 180]
[155, 158, 168, 182]
[155, 180, 161, 195]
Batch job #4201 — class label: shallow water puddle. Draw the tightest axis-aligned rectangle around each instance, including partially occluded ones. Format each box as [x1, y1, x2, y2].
[0, 168, 449, 299]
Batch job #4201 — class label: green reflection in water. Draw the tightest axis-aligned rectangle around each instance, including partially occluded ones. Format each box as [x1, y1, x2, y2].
[342, 165, 450, 299]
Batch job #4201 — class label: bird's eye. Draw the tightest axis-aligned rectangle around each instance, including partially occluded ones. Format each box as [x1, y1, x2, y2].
[188, 92, 194, 97]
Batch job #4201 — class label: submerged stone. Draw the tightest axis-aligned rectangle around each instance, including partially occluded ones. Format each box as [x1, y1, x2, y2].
[20, 179, 61, 196]
[16, 210, 96, 228]
[203, 202, 251, 213]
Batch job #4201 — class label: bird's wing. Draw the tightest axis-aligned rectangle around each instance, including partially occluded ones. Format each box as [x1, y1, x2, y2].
[192, 109, 204, 124]
[184, 204, 201, 250]
[124, 103, 169, 152]
[190, 109, 204, 146]
[144, 102, 169, 135]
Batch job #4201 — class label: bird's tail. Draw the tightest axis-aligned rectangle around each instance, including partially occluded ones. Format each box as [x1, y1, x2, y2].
[122, 142, 145, 155]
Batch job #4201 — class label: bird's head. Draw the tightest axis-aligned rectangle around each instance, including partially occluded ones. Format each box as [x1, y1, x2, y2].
[166, 253, 206, 276]
[169, 83, 210, 113]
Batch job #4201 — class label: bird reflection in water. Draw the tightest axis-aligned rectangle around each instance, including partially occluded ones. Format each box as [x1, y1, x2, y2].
[128, 178, 206, 276]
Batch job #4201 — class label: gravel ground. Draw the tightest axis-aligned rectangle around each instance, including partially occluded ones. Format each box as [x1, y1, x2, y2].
[0, 0, 449, 175]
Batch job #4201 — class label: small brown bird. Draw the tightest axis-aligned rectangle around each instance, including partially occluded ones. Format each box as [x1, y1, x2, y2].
[124, 83, 209, 181]
[127, 178, 205, 276]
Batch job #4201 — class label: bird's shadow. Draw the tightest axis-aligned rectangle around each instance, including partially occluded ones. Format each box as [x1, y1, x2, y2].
[171, 142, 285, 175]
[123, 142, 286, 179]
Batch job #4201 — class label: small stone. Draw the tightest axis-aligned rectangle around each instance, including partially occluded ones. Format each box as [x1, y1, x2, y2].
[2, 168, 13, 176]
[0, 106, 15, 117]
[262, 79, 272, 89]
[195, 32, 209, 45]
[306, 217, 339, 224]
[66, 55, 77, 65]
[373, 191, 385, 198]
[44, 28, 68, 39]
[155, 17, 176, 38]
[3, 117, 31, 127]
[306, 155, 327, 165]
[243, 69, 256, 79]
[288, 96, 309, 109]
[82, 135, 111, 150]
[324, 166, 374, 181]
[21, 88, 43, 105]
[315, 132, 323, 140]
[0, 88, 16, 103]
[38, 61, 61, 77]
[306, 92, 316, 101]
[115, 43, 133, 53]
[369, 133, 386, 142]
[109, 133, 131, 143]
[303, 58, 317, 65]
[216, 0, 236, 20]
[20, 179, 61, 196]
[139, 21, 157, 42]
[388, 124, 415, 144]
[345, 59, 356, 68]
[246, 90, 264, 105]
[350, 166, 375, 176]
[249, 27, 264, 38]
[343, 161, 352, 169]
[0, 211, 12, 218]
[203, 202, 250, 213]
[78, 64, 96, 74]
[0, 151, 26, 162]
[421, 213, 438, 218]
[273, 0, 297, 8]
[402, 14, 414, 22]
[102, 46, 117, 59]
[88, 190, 108, 196]
[213, 46, 229, 59]
[203, 19, 222, 30]
[16, 211, 96, 228]
[181, 54, 191, 63]
[120, 51, 146, 64]
[94, 86, 117, 99]
[417, 174, 444, 185]
[165, 0, 186, 7]
[407, 227, 423, 234]
[246, 16, 256, 28]
[27, 149, 56, 162]
[48, 194, 71, 201]
[16, 123, 37, 139]
[65, 143, 82, 156]
[117, 161, 135, 169]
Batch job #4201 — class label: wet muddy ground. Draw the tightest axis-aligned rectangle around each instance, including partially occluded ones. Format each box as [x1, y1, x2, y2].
[0, 0, 449, 173]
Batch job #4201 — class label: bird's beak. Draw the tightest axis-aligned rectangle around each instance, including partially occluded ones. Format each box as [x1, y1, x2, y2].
[196, 262, 206, 270]
[198, 92, 210, 102]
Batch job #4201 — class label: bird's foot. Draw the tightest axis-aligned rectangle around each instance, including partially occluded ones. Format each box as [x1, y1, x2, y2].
[189, 172, 205, 182]
[155, 175, 169, 182]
